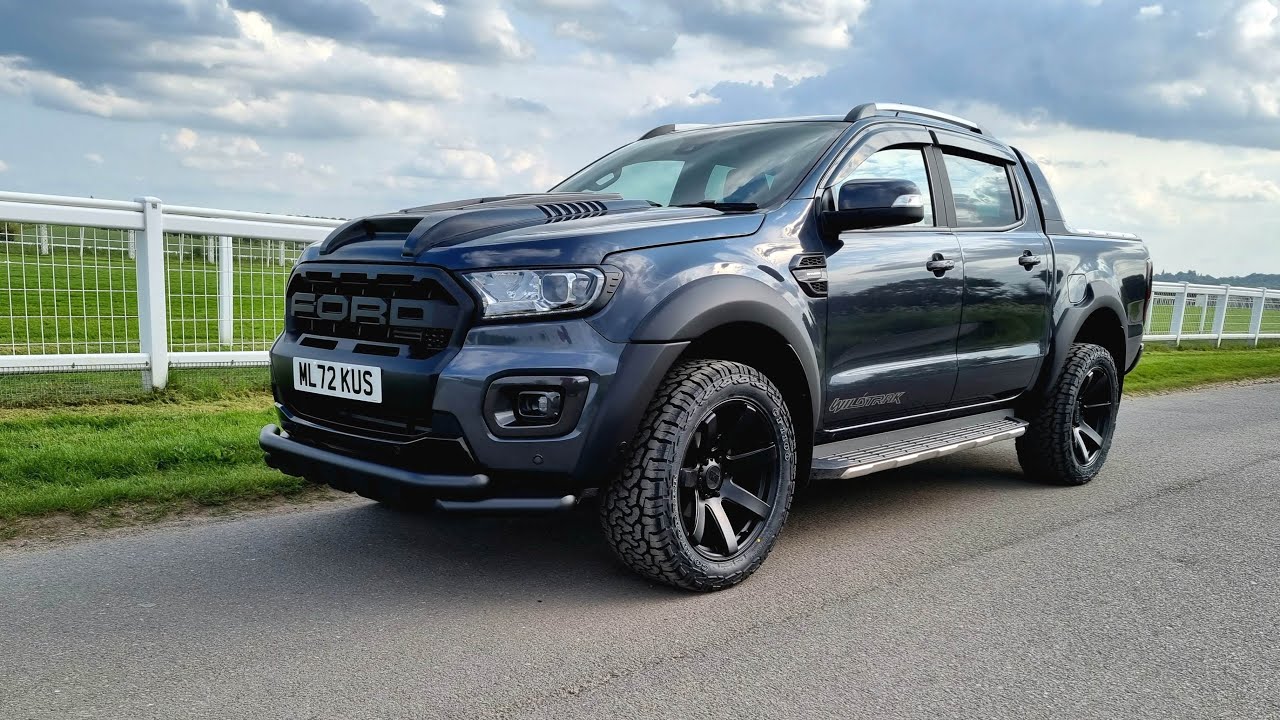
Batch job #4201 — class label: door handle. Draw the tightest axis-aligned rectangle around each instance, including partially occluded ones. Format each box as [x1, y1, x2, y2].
[926, 254, 956, 276]
[1018, 250, 1042, 269]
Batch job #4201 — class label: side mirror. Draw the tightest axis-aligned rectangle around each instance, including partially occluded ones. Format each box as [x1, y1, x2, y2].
[821, 179, 926, 236]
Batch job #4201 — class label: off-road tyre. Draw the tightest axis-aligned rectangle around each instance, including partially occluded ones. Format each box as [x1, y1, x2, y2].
[600, 359, 797, 591]
[1017, 343, 1120, 486]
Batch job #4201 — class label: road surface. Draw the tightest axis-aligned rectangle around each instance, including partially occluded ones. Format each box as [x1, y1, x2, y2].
[2, 383, 1278, 719]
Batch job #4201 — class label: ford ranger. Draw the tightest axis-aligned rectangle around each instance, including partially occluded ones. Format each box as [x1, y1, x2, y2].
[260, 102, 1153, 591]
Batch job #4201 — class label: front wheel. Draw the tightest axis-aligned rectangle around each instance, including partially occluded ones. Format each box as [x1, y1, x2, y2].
[1017, 343, 1121, 485]
[600, 359, 797, 591]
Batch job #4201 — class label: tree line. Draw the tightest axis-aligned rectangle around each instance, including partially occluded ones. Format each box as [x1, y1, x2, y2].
[1155, 270, 1280, 290]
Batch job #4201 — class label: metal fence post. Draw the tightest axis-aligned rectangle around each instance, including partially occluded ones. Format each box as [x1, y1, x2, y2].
[218, 235, 234, 346]
[135, 197, 169, 390]
[1171, 282, 1189, 346]
[1251, 290, 1269, 348]
[1212, 285, 1231, 347]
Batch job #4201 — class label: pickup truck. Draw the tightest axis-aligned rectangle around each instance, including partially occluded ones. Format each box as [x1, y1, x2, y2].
[260, 102, 1153, 591]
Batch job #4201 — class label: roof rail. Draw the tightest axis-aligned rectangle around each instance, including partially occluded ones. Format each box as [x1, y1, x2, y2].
[637, 123, 709, 141]
[844, 103, 984, 135]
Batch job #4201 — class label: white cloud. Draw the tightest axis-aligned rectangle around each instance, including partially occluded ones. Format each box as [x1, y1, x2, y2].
[400, 147, 502, 182]
[0, 160, 8, 173]
[159, 128, 338, 196]
[84, 153, 104, 165]
[1138, 5, 1165, 19]
[165, 128, 267, 171]
[1165, 170, 1280, 203]
[1235, 0, 1279, 46]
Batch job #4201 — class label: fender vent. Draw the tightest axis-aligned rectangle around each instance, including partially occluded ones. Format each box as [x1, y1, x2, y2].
[790, 254, 828, 297]
[538, 201, 609, 222]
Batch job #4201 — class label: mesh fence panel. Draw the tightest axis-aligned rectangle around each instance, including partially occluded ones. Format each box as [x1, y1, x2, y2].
[1263, 297, 1280, 335]
[1146, 290, 1177, 335]
[1222, 293, 1257, 335]
[165, 233, 304, 353]
[0, 222, 139, 355]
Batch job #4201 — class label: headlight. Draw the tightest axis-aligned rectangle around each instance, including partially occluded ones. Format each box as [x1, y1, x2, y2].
[463, 267, 607, 319]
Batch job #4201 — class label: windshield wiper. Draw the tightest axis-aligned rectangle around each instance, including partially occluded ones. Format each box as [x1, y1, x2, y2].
[672, 201, 759, 212]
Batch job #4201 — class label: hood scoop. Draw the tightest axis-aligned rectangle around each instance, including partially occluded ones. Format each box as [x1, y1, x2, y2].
[316, 193, 652, 257]
[397, 193, 652, 257]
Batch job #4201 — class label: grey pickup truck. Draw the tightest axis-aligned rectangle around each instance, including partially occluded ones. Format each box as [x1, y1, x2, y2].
[261, 102, 1153, 590]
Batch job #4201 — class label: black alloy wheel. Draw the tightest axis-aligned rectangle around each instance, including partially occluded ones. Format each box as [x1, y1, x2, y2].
[677, 398, 781, 560]
[1071, 366, 1115, 467]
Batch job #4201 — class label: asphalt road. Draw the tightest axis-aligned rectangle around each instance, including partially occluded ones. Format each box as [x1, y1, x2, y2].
[2, 384, 1278, 719]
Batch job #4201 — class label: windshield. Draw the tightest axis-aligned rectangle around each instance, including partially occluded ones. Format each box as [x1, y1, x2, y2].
[551, 121, 847, 209]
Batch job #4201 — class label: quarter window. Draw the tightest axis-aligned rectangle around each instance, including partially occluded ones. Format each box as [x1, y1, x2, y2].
[836, 147, 934, 227]
[942, 153, 1019, 228]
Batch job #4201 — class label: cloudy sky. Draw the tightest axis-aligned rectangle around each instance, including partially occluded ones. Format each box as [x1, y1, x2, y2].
[0, 0, 1277, 275]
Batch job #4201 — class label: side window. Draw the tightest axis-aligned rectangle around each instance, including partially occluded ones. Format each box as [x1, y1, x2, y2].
[592, 160, 684, 206]
[942, 153, 1019, 228]
[836, 147, 934, 226]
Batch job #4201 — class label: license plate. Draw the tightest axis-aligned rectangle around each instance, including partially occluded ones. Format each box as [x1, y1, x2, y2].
[293, 358, 382, 403]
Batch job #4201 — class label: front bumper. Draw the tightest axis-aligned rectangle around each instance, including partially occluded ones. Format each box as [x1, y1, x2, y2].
[261, 423, 489, 494]
[265, 316, 687, 503]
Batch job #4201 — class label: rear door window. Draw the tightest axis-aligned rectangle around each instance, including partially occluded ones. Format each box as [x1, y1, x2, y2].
[942, 153, 1019, 228]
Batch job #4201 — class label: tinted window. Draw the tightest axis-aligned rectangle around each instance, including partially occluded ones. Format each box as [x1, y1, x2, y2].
[597, 161, 684, 207]
[943, 153, 1019, 227]
[836, 147, 934, 227]
[553, 122, 846, 208]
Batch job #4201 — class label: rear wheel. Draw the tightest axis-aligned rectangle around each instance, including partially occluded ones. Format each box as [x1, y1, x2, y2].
[1017, 343, 1120, 485]
[600, 359, 796, 591]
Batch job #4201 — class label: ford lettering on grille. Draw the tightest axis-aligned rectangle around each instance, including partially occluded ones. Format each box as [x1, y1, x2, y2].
[289, 292, 440, 328]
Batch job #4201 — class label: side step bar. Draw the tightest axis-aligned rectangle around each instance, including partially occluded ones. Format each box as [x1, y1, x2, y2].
[812, 412, 1027, 480]
[434, 496, 577, 513]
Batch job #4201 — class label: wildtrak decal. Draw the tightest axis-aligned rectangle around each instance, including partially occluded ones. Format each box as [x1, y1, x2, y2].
[830, 392, 906, 413]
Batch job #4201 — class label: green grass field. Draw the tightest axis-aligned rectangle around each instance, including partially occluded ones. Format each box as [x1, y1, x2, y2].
[1, 240, 296, 355]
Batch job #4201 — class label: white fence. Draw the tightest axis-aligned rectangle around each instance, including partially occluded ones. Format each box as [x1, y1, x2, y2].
[1, 190, 1277, 390]
[1144, 281, 1280, 346]
[0, 191, 341, 388]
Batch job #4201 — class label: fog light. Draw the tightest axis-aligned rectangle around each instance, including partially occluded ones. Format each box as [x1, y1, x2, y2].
[516, 390, 562, 421]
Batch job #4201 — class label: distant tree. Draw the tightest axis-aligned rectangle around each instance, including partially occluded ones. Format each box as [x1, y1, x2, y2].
[1155, 270, 1280, 290]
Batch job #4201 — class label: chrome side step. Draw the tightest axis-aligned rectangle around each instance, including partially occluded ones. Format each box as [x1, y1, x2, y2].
[812, 414, 1027, 480]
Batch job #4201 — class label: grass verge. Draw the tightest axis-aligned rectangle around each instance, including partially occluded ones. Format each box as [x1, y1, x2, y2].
[0, 397, 308, 535]
[1125, 345, 1280, 394]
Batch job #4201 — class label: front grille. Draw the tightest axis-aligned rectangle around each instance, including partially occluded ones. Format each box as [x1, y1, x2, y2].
[287, 267, 460, 359]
